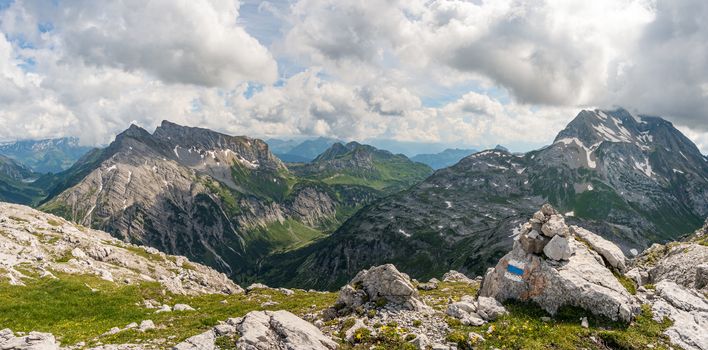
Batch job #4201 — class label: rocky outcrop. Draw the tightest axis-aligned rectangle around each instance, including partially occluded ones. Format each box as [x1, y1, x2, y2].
[445, 294, 507, 326]
[633, 240, 708, 292]
[234, 310, 337, 350]
[0, 329, 59, 350]
[335, 264, 428, 312]
[170, 310, 337, 350]
[0, 202, 241, 295]
[572, 226, 627, 272]
[649, 281, 708, 350]
[630, 222, 708, 350]
[446, 297, 485, 326]
[441, 270, 475, 284]
[480, 205, 638, 322]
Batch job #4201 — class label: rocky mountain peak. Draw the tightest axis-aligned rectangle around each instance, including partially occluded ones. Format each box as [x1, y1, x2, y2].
[152, 120, 285, 171]
[554, 108, 647, 149]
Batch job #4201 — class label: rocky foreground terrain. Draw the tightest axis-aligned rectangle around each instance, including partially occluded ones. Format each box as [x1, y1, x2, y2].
[1, 202, 706, 350]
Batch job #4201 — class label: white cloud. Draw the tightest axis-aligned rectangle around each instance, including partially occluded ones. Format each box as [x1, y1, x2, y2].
[0, 0, 707, 155]
[2, 0, 277, 87]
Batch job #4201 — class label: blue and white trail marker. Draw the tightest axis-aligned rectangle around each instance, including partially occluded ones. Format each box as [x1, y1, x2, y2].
[504, 259, 525, 282]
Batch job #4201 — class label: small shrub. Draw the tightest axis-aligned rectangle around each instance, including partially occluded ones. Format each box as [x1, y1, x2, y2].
[367, 309, 376, 318]
[412, 319, 422, 327]
[341, 318, 356, 332]
[214, 335, 238, 350]
[446, 330, 467, 344]
[352, 327, 371, 343]
[375, 298, 388, 308]
[614, 270, 637, 295]
[9, 216, 28, 223]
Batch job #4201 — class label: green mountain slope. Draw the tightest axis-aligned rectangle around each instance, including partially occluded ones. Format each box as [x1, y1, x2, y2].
[291, 142, 433, 193]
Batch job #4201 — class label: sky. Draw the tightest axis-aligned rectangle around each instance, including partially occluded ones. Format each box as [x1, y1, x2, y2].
[0, 0, 707, 154]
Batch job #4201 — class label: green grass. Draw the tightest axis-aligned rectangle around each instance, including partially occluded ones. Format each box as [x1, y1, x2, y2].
[1, 268, 678, 350]
[614, 270, 637, 295]
[244, 219, 327, 255]
[46, 218, 62, 227]
[418, 281, 480, 311]
[321, 173, 391, 191]
[0, 271, 337, 347]
[8, 215, 29, 223]
[447, 302, 673, 350]
[0, 272, 161, 345]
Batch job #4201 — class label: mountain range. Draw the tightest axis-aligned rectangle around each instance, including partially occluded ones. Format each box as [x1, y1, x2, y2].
[256, 108, 708, 289]
[0, 108, 705, 293]
[411, 148, 478, 169]
[34, 121, 430, 284]
[267, 137, 340, 163]
[0, 137, 93, 173]
[0, 154, 44, 205]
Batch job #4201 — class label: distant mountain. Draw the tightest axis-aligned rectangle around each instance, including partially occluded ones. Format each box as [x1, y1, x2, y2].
[290, 141, 433, 194]
[0, 155, 44, 205]
[287, 137, 341, 160]
[0, 137, 93, 173]
[265, 138, 302, 155]
[411, 148, 478, 169]
[258, 108, 708, 290]
[267, 137, 341, 163]
[494, 144, 508, 152]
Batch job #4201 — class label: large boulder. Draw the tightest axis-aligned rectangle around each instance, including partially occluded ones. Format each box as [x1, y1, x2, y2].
[336, 264, 427, 311]
[0, 329, 59, 350]
[234, 310, 337, 350]
[445, 301, 485, 326]
[572, 226, 627, 272]
[172, 330, 215, 350]
[481, 231, 637, 322]
[476, 296, 508, 321]
[441, 270, 475, 284]
[543, 235, 572, 261]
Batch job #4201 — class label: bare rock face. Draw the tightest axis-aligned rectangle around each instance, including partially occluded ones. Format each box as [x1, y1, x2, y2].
[0, 329, 59, 350]
[336, 264, 428, 311]
[480, 205, 638, 323]
[634, 240, 708, 292]
[234, 310, 337, 350]
[572, 226, 627, 272]
[649, 281, 708, 350]
[0, 202, 241, 295]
